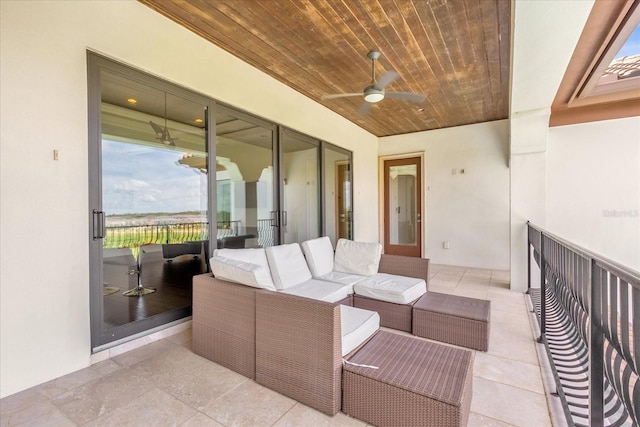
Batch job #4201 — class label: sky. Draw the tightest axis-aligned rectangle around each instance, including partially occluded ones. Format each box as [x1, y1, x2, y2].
[615, 23, 640, 58]
[102, 139, 207, 215]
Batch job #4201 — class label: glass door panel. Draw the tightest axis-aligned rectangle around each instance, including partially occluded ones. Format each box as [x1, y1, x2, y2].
[384, 157, 421, 257]
[323, 144, 352, 245]
[97, 67, 209, 338]
[215, 109, 275, 248]
[281, 129, 320, 244]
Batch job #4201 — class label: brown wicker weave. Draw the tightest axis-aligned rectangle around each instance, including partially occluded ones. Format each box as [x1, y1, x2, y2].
[192, 273, 257, 379]
[378, 254, 430, 287]
[255, 291, 343, 416]
[352, 294, 414, 332]
[343, 330, 474, 427]
[351, 254, 429, 332]
[412, 292, 491, 351]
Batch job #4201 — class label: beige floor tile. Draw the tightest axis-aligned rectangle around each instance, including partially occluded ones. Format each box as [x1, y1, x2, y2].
[274, 403, 366, 426]
[111, 339, 178, 368]
[467, 412, 515, 426]
[51, 368, 156, 425]
[0, 387, 48, 414]
[453, 288, 489, 300]
[471, 377, 551, 427]
[166, 328, 193, 346]
[427, 284, 457, 294]
[0, 399, 75, 427]
[36, 366, 103, 399]
[127, 342, 209, 386]
[83, 388, 196, 427]
[89, 359, 123, 377]
[474, 352, 544, 393]
[180, 411, 225, 426]
[428, 277, 459, 288]
[487, 327, 539, 366]
[158, 360, 248, 410]
[203, 380, 296, 426]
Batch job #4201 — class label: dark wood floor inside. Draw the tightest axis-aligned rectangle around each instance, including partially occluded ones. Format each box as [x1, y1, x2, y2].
[102, 247, 207, 328]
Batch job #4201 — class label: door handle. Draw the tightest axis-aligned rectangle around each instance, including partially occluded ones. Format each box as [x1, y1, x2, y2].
[93, 209, 105, 240]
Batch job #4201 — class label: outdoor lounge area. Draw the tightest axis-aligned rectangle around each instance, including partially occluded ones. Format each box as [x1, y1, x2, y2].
[2, 1, 639, 426]
[0, 264, 554, 426]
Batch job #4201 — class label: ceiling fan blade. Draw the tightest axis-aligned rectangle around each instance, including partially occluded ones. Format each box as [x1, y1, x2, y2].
[357, 101, 372, 116]
[376, 70, 399, 89]
[321, 93, 363, 100]
[385, 92, 427, 103]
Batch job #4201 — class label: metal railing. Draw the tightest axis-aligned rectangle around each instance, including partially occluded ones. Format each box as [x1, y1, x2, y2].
[527, 223, 639, 427]
[103, 221, 241, 249]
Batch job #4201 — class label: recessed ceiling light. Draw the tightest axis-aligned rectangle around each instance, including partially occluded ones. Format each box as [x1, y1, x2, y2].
[194, 118, 203, 123]
[127, 98, 137, 104]
[417, 107, 425, 112]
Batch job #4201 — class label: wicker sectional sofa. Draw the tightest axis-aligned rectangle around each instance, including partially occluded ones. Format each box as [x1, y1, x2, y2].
[192, 238, 480, 425]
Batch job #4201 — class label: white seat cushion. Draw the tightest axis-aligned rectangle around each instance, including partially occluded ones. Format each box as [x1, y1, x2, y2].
[265, 243, 312, 290]
[318, 271, 367, 286]
[301, 236, 335, 277]
[281, 279, 353, 303]
[340, 305, 379, 356]
[354, 273, 427, 304]
[209, 256, 276, 290]
[211, 248, 275, 290]
[334, 239, 382, 276]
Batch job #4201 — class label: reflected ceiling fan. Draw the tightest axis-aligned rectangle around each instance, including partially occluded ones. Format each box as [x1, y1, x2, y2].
[322, 50, 426, 115]
[149, 92, 177, 146]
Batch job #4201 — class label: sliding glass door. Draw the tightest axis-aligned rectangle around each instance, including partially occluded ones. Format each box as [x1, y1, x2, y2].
[280, 128, 321, 244]
[89, 54, 212, 348]
[215, 107, 277, 249]
[89, 54, 353, 350]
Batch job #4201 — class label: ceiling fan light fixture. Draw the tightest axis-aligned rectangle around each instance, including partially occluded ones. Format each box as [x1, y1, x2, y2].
[364, 87, 384, 103]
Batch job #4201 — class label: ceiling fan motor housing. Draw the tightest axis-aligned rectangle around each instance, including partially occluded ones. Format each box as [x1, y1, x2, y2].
[364, 86, 384, 103]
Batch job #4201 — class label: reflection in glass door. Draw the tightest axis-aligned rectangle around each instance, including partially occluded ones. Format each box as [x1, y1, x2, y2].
[323, 144, 352, 246]
[89, 53, 211, 349]
[215, 107, 276, 248]
[384, 157, 422, 257]
[281, 129, 320, 244]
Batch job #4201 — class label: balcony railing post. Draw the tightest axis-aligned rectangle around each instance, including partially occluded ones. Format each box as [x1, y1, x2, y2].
[527, 224, 531, 294]
[539, 233, 546, 341]
[589, 260, 604, 426]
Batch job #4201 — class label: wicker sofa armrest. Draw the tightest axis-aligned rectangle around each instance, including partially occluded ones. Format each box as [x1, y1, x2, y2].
[255, 290, 342, 416]
[192, 273, 257, 379]
[378, 254, 430, 289]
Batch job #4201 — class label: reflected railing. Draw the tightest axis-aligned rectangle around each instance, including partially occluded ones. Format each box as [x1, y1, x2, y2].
[527, 223, 639, 427]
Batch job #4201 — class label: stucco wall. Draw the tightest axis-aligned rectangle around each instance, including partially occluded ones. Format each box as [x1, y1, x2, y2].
[547, 117, 640, 271]
[379, 120, 511, 270]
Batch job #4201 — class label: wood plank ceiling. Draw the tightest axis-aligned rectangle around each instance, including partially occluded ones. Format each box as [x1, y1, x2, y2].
[139, 0, 511, 137]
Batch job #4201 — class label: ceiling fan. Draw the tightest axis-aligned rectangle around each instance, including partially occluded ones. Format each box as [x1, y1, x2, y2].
[149, 92, 177, 146]
[322, 50, 427, 115]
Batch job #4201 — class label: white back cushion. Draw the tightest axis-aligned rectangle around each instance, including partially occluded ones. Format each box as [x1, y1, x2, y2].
[265, 243, 312, 290]
[301, 236, 335, 277]
[334, 239, 382, 276]
[212, 248, 275, 289]
[210, 256, 276, 290]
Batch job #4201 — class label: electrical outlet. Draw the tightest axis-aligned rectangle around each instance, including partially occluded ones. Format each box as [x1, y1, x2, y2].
[443, 241, 450, 249]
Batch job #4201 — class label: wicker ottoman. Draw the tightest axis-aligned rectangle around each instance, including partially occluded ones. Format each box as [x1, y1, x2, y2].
[342, 330, 473, 427]
[412, 292, 491, 351]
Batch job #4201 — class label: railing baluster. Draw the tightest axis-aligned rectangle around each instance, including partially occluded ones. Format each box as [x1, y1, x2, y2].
[589, 261, 604, 426]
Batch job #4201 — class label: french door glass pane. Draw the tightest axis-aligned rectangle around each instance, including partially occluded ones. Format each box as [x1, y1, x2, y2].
[388, 164, 417, 245]
[282, 131, 320, 244]
[323, 146, 352, 245]
[215, 111, 275, 248]
[100, 71, 207, 330]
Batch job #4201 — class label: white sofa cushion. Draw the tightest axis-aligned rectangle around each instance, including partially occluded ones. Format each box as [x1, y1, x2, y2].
[301, 236, 335, 277]
[211, 248, 275, 290]
[334, 239, 382, 276]
[354, 273, 426, 304]
[210, 256, 276, 290]
[340, 305, 379, 356]
[281, 279, 353, 303]
[265, 243, 312, 290]
[318, 271, 367, 286]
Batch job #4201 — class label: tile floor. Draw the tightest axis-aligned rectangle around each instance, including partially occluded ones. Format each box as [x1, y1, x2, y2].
[0, 264, 557, 426]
